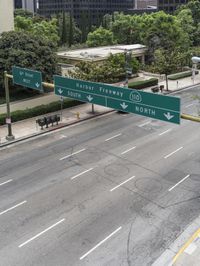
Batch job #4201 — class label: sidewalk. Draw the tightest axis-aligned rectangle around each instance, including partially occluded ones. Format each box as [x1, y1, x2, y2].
[0, 74, 200, 147]
[0, 103, 113, 146]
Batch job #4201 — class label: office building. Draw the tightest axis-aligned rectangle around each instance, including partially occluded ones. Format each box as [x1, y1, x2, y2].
[158, 0, 188, 12]
[0, 0, 14, 34]
[14, 0, 36, 13]
[37, 0, 134, 25]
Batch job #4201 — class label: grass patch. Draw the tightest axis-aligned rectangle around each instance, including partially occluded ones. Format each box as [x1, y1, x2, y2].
[128, 78, 158, 90]
[0, 99, 83, 125]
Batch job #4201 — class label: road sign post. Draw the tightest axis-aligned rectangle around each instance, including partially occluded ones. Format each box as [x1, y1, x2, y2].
[12, 66, 43, 91]
[4, 71, 15, 141]
[54, 76, 181, 124]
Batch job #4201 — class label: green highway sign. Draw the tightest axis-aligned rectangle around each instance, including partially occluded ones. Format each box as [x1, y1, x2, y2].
[54, 76, 181, 124]
[12, 66, 43, 91]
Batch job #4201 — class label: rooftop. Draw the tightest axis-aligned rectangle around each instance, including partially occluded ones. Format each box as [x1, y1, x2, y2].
[57, 44, 147, 62]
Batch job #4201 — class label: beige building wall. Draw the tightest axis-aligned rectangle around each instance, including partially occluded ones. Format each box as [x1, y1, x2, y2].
[0, 0, 14, 34]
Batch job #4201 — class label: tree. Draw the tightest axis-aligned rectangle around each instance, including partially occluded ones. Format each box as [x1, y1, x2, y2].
[176, 0, 200, 45]
[111, 13, 141, 44]
[68, 53, 139, 83]
[57, 12, 82, 46]
[153, 48, 186, 90]
[86, 27, 115, 47]
[0, 31, 58, 88]
[14, 8, 33, 18]
[139, 12, 190, 63]
[68, 13, 73, 47]
[61, 12, 68, 44]
[15, 16, 60, 45]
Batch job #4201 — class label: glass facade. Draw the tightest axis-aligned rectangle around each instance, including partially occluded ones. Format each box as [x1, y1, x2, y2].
[37, 0, 133, 25]
[158, 0, 188, 12]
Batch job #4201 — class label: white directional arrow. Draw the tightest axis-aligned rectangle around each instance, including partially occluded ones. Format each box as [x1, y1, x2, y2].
[120, 102, 128, 110]
[58, 88, 63, 94]
[35, 82, 40, 88]
[87, 95, 93, 102]
[164, 112, 174, 120]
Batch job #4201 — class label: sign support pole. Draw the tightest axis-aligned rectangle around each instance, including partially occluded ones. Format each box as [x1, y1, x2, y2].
[60, 96, 63, 121]
[4, 71, 15, 140]
[92, 104, 94, 114]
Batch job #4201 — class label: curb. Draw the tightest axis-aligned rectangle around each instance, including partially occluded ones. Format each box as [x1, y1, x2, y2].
[152, 214, 200, 266]
[163, 82, 200, 95]
[0, 109, 114, 148]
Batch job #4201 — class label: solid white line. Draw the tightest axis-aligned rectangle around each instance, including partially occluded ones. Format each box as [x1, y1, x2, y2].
[80, 226, 122, 260]
[158, 129, 172, 136]
[121, 146, 136, 155]
[185, 103, 195, 108]
[0, 201, 27, 216]
[138, 121, 151, 127]
[164, 147, 183, 159]
[71, 168, 93, 180]
[18, 218, 65, 248]
[60, 148, 86, 160]
[0, 179, 13, 186]
[168, 174, 190, 191]
[105, 133, 122, 142]
[110, 176, 135, 192]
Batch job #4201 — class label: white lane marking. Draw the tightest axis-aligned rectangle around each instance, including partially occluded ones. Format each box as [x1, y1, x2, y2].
[110, 176, 135, 192]
[164, 147, 183, 159]
[185, 103, 195, 108]
[0, 179, 13, 186]
[59, 134, 67, 139]
[71, 168, 94, 180]
[18, 218, 65, 248]
[105, 133, 122, 142]
[158, 129, 172, 136]
[80, 226, 122, 260]
[0, 201, 27, 216]
[138, 121, 151, 127]
[59, 148, 86, 161]
[168, 174, 190, 192]
[121, 146, 136, 155]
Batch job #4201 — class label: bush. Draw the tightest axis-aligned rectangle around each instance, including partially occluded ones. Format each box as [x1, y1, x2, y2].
[128, 78, 158, 90]
[168, 70, 199, 80]
[0, 99, 83, 125]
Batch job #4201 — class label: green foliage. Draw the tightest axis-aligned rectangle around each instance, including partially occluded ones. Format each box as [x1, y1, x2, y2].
[0, 31, 58, 88]
[128, 78, 158, 90]
[69, 53, 139, 83]
[176, 9, 195, 45]
[86, 27, 115, 47]
[57, 12, 82, 46]
[111, 13, 141, 44]
[168, 70, 199, 80]
[153, 48, 187, 75]
[69, 14, 73, 47]
[0, 100, 83, 125]
[139, 12, 190, 63]
[61, 12, 68, 44]
[15, 16, 60, 44]
[14, 9, 33, 18]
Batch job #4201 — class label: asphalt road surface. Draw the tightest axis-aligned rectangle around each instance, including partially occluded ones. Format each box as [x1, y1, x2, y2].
[0, 87, 200, 266]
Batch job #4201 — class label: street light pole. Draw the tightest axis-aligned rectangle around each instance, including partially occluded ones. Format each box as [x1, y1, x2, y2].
[124, 49, 132, 87]
[4, 71, 15, 140]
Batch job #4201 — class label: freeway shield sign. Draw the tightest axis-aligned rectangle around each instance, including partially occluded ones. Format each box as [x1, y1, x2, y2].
[12, 66, 43, 91]
[54, 76, 181, 124]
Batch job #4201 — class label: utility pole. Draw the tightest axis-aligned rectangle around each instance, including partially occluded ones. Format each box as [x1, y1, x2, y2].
[4, 71, 15, 140]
